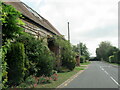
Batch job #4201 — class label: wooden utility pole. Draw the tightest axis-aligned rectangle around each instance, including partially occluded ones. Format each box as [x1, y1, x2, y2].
[79, 42, 81, 56]
[68, 22, 70, 42]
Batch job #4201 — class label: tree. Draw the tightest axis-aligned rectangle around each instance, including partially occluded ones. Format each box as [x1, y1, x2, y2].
[77, 42, 90, 60]
[96, 41, 119, 62]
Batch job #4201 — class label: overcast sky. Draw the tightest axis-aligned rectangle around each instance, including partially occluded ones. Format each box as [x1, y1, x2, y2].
[21, 0, 119, 56]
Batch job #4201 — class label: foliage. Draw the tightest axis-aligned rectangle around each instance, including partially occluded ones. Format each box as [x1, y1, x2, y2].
[109, 51, 120, 64]
[16, 33, 55, 76]
[109, 55, 114, 63]
[80, 56, 85, 63]
[61, 40, 76, 71]
[1, 40, 11, 88]
[17, 83, 28, 88]
[51, 73, 58, 81]
[17, 75, 37, 88]
[38, 76, 52, 84]
[96, 41, 119, 62]
[77, 42, 90, 60]
[117, 50, 120, 64]
[25, 75, 36, 87]
[46, 35, 76, 71]
[1, 3, 24, 42]
[6, 42, 25, 85]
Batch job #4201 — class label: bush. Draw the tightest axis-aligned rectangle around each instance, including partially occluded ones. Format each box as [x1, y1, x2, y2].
[80, 56, 85, 63]
[109, 55, 114, 63]
[61, 41, 76, 71]
[1, 40, 11, 88]
[17, 83, 28, 88]
[16, 33, 55, 76]
[6, 42, 25, 85]
[38, 76, 52, 84]
[25, 75, 36, 87]
[51, 73, 58, 81]
[1, 46, 8, 88]
[117, 50, 120, 64]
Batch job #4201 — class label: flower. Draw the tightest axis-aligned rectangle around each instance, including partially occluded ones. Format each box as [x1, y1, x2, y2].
[34, 84, 37, 87]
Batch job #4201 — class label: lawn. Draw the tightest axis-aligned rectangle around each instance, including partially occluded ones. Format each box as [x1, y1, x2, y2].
[36, 62, 90, 88]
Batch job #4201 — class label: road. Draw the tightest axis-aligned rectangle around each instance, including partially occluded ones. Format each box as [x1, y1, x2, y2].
[60, 61, 119, 88]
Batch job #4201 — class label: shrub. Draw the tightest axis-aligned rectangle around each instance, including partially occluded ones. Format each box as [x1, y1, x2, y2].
[109, 55, 114, 63]
[17, 83, 28, 88]
[1, 40, 11, 88]
[1, 47, 8, 88]
[16, 33, 55, 76]
[61, 41, 76, 71]
[38, 75, 52, 84]
[113, 52, 117, 63]
[6, 42, 25, 85]
[25, 75, 36, 87]
[80, 56, 85, 63]
[51, 73, 58, 81]
[48, 36, 76, 71]
[117, 50, 120, 64]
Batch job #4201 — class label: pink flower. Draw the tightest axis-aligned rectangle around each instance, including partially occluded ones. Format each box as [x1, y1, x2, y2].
[34, 84, 37, 87]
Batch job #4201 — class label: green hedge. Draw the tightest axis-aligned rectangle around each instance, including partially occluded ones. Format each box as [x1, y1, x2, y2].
[109, 51, 120, 63]
[117, 51, 120, 64]
[7, 42, 25, 85]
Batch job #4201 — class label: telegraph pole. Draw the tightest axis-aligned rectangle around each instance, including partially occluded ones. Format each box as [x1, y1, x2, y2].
[68, 22, 70, 42]
[79, 42, 81, 56]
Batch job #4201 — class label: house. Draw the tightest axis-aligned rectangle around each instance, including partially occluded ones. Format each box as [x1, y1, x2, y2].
[4, 1, 62, 68]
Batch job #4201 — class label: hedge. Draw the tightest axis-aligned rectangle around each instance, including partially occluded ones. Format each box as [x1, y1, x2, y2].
[6, 42, 25, 85]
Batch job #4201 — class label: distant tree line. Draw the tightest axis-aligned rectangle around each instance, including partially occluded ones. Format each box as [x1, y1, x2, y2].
[96, 41, 120, 64]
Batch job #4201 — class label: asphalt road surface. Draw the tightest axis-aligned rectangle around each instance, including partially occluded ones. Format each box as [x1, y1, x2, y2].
[62, 61, 119, 88]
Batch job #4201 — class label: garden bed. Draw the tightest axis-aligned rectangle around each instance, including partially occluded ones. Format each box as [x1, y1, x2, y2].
[36, 62, 90, 88]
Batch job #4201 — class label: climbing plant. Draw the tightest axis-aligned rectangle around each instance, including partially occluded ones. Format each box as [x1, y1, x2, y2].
[1, 3, 24, 43]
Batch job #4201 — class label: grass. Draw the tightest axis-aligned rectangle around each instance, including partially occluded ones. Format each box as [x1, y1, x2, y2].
[80, 61, 91, 65]
[36, 62, 90, 88]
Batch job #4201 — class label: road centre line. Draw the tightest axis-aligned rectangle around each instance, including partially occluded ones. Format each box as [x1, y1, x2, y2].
[104, 70, 109, 75]
[100, 66, 120, 86]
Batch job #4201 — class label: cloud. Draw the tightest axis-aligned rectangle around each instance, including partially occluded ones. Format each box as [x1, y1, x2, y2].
[21, 0, 119, 56]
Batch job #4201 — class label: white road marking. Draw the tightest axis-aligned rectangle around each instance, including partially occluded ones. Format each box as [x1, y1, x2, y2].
[100, 66, 120, 86]
[100, 66, 104, 71]
[104, 71, 109, 75]
[110, 77, 120, 86]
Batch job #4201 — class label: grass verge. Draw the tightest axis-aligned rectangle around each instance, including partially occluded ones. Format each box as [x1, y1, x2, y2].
[36, 62, 90, 88]
[80, 61, 91, 65]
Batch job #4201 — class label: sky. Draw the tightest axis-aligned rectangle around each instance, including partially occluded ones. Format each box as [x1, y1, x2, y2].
[20, 0, 119, 56]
